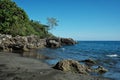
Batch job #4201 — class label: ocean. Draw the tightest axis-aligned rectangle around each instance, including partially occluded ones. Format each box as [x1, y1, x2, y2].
[38, 41, 120, 80]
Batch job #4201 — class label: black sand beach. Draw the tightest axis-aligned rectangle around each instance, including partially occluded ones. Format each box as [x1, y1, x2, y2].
[0, 52, 111, 80]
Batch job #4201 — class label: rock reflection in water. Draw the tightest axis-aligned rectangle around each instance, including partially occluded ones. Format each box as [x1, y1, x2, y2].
[22, 51, 50, 60]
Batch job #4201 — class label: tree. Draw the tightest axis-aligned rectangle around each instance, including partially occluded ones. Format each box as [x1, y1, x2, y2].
[30, 20, 48, 38]
[0, 0, 54, 38]
[47, 17, 59, 30]
[0, 0, 30, 36]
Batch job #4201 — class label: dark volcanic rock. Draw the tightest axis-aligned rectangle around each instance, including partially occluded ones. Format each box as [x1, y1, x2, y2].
[46, 38, 61, 48]
[46, 38, 77, 48]
[61, 38, 76, 45]
[10, 44, 24, 51]
[81, 59, 96, 66]
[95, 66, 108, 74]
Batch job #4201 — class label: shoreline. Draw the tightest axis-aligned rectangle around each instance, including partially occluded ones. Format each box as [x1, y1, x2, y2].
[0, 52, 111, 80]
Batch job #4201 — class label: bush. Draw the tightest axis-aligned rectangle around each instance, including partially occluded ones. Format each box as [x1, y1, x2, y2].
[0, 0, 52, 38]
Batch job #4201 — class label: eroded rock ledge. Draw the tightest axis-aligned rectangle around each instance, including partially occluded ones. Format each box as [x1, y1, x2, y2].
[0, 34, 76, 52]
[46, 38, 77, 48]
[0, 34, 46, 52]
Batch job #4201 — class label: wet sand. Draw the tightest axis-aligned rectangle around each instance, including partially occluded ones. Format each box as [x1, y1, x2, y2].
[0, 52, 111, 80]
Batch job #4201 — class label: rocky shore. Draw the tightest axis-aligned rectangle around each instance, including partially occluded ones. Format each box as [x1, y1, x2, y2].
[0, 34, 46, 52]
[0, 34, 76, 52]
[0, 34, 111, 80]
[0, 52, 111, 80]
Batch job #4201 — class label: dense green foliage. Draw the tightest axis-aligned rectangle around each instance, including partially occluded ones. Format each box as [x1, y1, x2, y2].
[30, 20, 50, 38]
[0, 0, 51, 38]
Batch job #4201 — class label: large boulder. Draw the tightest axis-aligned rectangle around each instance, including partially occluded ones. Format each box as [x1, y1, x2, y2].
[53, 59, 108, 75]
[46, 38, 61, 48]
[95, 66, 108, 74]
[53, 60, 90, 75]
[46, 38, 77, 48]
[61, 38, 77, 45]
[0, 34, 13, 52]
[80, 59, 96, 66]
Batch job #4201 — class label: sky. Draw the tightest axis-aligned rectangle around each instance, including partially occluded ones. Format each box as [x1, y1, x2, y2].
[13, 0, 120, 41]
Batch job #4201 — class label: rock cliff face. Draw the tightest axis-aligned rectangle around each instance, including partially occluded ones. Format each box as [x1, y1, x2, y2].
[0, 34, 77, 52]
[0, 34, 46, 52]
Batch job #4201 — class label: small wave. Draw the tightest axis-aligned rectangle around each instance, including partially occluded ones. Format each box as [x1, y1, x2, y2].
[61, 48, 65, 51]
[106, 54, 118, 57]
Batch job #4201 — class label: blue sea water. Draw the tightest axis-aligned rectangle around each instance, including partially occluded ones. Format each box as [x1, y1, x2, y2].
[38, 41, 120, 80]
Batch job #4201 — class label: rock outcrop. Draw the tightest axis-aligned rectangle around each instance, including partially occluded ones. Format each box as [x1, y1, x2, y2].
[0, 34, 46, 52]
[80, 59, 96, 66]
[53, 59, 108, 75]
[53, 60, 90, 75]
[95, 66, 108, 74]
[61, 38, 77, 45]
[0, 34, 76, 52]
[46, 38, 61, 48]
[46, 38, 77, 48]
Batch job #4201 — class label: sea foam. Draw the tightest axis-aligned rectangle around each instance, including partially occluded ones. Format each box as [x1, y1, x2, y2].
[106, 54, 118, 57]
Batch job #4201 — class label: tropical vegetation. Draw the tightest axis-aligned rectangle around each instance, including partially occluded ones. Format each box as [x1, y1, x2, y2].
[0, 0, 57, 38]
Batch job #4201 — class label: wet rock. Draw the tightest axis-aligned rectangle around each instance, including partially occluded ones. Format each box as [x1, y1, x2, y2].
[53, 59, 108, 75]
[46, 38, 77, 48]
[61, 38, 77, 45]
[81, 59, 108, 74]
[53, 60, 89, 75]
[81, 59, 96, 66]
[46, 39, 61, 48]
[10, 44, 24, 50]
[95, 66, 108, 74]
